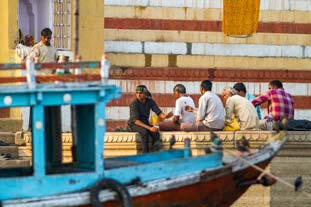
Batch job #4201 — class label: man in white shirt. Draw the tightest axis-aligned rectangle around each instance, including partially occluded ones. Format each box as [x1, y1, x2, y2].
[28, 28, 57, 73]
[233, 82, 262, 120]
[222, 87, 259, 130]
[159, 84, 196, 131]
[183, 80, 225, 131]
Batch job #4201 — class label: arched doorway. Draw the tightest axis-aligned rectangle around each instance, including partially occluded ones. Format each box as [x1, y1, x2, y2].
[18, 0, 53, 44]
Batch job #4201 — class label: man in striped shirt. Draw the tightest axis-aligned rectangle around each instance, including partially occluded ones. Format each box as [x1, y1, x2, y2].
[252, 80, 294, 130]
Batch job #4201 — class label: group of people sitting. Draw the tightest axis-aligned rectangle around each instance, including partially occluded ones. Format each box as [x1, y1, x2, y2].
[127, 80, 294, 153]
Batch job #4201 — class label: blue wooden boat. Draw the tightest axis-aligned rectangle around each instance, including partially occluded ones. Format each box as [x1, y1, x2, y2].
[0, 58, 288, 207]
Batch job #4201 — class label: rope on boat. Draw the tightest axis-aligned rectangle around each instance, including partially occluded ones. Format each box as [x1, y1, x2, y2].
[224, 149, 311, 199]
[90, 178, 132, 207]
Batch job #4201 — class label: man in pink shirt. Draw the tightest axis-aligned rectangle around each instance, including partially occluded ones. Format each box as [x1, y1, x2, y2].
[252, 80, 294, 130]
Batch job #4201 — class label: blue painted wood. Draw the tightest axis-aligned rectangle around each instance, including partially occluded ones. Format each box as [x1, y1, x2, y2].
[95, 102, 106, 175]
[106, 150, 185, 163]
[0, 83, 121, 201]
[0, 84, 120, 107]
[0, 68, 224, 202]
[76, 104, 95, 169]
[105, 153, 224, 184]
[0, 173, 101, 200]
[32, 105, 45, 177]
[45, 106, 63, 168]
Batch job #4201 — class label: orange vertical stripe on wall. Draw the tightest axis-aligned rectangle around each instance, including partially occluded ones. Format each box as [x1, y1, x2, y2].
[222, 0, 260, 37]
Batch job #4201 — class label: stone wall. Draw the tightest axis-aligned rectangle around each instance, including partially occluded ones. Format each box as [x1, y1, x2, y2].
[18, 130, 311, 206]
[103, 0, 311, 130]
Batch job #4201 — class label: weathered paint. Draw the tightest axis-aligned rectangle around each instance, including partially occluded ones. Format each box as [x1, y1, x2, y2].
[103, 4, 311, 124]
[104, 0, 311, 11]
[104, 6, 311, 24]
[0, 0, 18, 63]
[0, 61, 121, 200]
[1, 156, 274, 206]
[104, 18, 311, 34]
[105, 30, 311, 46]
[79, 0, 105, 61]
[105, 41, 310, 58]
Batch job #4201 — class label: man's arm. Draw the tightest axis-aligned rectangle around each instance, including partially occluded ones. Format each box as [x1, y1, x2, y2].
[158, 111, 173, 120]
[251, 93, 269, 107]
[225, 98, 234, 123]
[134, 119, 158, 132]
[172, 115, 180, 124]
[197, 95, 207, 121]
[150, 98, 173, 120]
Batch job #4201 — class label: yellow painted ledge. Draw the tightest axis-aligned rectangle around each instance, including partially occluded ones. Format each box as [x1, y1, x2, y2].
[108, 53, 311, 71]
[105, 29, 311, 46]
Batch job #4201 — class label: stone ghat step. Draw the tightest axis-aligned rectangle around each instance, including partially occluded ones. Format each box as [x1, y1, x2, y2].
[0, 146, 18, 158]
[21, 131, 311, 144]
[0, 159, 30, 168]
[0, 132, 17, 145]
[0, 119, 22, 133]
[19, 131, 311, 161]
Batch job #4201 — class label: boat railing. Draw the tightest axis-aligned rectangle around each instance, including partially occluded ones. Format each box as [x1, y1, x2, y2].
[0, 56, 122, 201]
[0, 60, 103, 85]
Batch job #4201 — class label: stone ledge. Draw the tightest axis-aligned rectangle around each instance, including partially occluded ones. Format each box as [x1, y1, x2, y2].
[22, 130, 311, 143]
[19, 131, 311, 160]
[0, 159, 30, 168]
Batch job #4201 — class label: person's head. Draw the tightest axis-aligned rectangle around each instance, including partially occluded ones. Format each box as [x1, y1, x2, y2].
[173, 84, 186, 98]
[135, 85, 151, 102]
[268, 80, 283, 90]
[222, 87, 237, 102]
[40, 28, 52, 46]
[200, 80, 212, 94]
[233, 82, 247, 97]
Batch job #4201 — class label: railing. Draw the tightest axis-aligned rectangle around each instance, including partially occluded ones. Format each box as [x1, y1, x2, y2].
[0, 55, 110, 86]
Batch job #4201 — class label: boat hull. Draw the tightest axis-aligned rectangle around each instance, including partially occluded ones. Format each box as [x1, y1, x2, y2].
[81, 159, 271, 207]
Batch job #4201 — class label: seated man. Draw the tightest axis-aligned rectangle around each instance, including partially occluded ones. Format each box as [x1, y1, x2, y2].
[183, 80, 225, 131]
[159, 84, 196, 131]
[222, 87, 259, 130]
[233, 82, 262, 120]
[128, 85, 173, 153]
[252, 80, 294, 130]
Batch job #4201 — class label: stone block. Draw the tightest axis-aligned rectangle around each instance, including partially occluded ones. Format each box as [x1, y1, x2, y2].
[0, 118, 22, 132]
[0, 146, 18, 158]
[0, 159, 30, 168]
[0, 132, 16, 144]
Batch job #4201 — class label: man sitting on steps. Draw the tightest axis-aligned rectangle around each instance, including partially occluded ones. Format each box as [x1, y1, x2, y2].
[128, 85, 173, 153]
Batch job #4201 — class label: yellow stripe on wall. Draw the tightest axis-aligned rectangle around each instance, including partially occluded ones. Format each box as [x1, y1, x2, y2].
[104, 6, 311, 24]
[105, 29, 311, 46]
[108, 53, 311, 71]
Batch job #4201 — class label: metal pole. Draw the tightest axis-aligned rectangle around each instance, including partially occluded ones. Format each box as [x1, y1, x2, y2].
[73, 0, 79, 55]
[71, 0, 80, 162]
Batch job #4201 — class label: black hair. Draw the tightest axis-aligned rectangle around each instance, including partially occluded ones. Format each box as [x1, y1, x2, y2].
[200, 80, 212, 91]
[269, 80, 283, 89]
[41, 28, 52, 37]
[233, 82, 247, 93]
[173, 84, 186, 94]
[136, 85, 152, 98]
